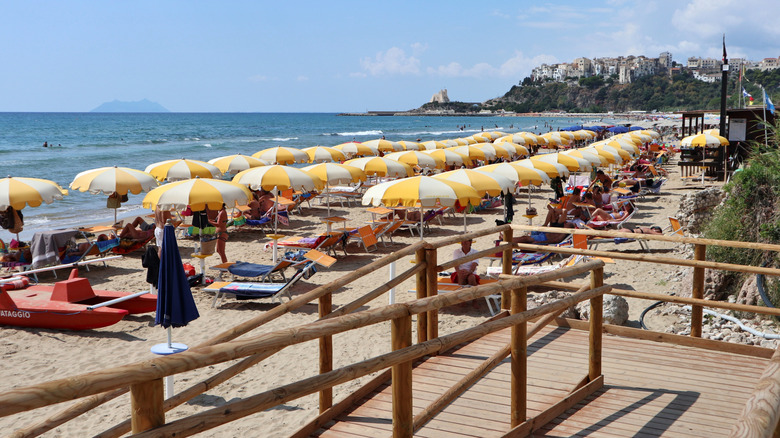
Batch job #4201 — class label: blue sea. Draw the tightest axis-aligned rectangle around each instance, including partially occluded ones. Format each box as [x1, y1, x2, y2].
[0, 112, 613, 240]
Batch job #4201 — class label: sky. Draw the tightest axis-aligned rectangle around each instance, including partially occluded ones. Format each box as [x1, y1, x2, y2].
[1, 0, 779, 113]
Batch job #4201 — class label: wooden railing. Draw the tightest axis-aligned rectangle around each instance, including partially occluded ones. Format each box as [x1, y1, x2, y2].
[5, 223, 780, 437]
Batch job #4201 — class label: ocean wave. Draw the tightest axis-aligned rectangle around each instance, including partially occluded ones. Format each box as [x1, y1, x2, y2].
[257, 137, 298, 142]
[333, 130, 383, 137]
[203, 143, 212, 148]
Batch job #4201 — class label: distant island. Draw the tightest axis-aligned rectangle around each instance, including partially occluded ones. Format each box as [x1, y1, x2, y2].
[91, 99, 169, 113]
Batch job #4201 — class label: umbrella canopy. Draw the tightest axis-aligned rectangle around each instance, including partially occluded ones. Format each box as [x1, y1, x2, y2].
[397, 140, 425, 151]
[642, 130, 662, 139]
[477, 143, 511, 160]
[447, 145, 491, 161]
[423, 149, 473, 168]
[596, 139, 640, 156]
[333, 141, 377, 157]
[680, 133, 730, 147]
[363, 139, 403, 153]
[492, 141, 530, 157]
[0, 177, 68, 210]
[303, 146, 346, 163]
[613, 133, 643, 146]
[208, 154, 268, 175]
[440, 139, 462, 147]
[470, 133, 492, 143]
[156, 223, 199, 328]
[384, 151, 445, 169]
[420, 140, 448, 150]
[252, 147, 309, 165]
[145, 159, 222, 182]
[478, 163, 549, 186]
[532, 153, 591, 172]
[344, 156, 414, 178]
[70, 166, 158, 196]
[572, 130, 597, 140]
[495, 134, 527, 145]
[607, 126, 629, 133]
[433, 169, 515, 196]
[302, 163, 366, 185]
[514, 158, 569, 178]
[143, 177, 252, 211]
[362, 176, 480, 208]
[563, 149, 608, 167]
[233, 165, 324, 192]
[592, 142, 633, 161]
[541, 133, 568, 147]
[583, 146, 621, 165]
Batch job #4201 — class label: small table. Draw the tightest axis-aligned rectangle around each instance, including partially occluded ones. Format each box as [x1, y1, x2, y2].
[320, 216, 347, 233]
[266, 233, 286, 264]
[366, 206, 393, 223]
[522, 214, 537, 226]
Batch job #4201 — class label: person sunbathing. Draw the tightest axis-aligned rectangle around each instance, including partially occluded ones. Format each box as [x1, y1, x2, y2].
[620, 226, 663, 234]
[590, 203, 633, 222]
[119, 217, 155, 240]
[1, 247, 32, 264]
[502, 222, 575, 245]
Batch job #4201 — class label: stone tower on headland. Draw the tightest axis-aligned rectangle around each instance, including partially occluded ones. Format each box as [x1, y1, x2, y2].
[430, 89, 450, 104]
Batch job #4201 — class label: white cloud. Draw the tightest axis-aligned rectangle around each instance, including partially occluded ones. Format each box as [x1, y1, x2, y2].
[359, 47, 421, 76]
[427, 52, 558, 79]
[410, 42, 428, 56]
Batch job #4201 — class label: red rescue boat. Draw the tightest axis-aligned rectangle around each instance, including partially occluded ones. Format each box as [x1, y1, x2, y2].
[0, 269, 157, 330]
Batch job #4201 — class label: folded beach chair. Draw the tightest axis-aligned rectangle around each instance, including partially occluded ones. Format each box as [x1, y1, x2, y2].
[207, 249, 335, 307]
[112, 234, 155, 255]
[226, 258, 302, 283]
[60, 236, 120, 268]
[347, 226, 378, 252]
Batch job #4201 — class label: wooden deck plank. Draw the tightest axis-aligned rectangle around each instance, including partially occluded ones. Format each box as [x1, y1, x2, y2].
[314, 325, 768, 437]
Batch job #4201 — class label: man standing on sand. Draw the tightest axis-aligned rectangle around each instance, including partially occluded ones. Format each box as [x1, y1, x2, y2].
[451, 239, 480, 286]
[154, 207, 172, 250]
[208, 203, 229, 263]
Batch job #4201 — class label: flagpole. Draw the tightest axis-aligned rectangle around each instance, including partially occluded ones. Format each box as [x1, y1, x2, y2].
[763, 85, 769, 148]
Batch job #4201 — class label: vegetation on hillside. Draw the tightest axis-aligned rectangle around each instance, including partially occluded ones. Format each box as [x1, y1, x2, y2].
[703, 119, 780, 303]
[418, 68, 780, 114]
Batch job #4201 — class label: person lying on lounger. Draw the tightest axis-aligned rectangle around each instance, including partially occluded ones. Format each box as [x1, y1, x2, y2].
[618, 226, 663, 234]
[589, 202, 634, 222]
[119, 217, 155, 240]
[500, 222, 576, 245]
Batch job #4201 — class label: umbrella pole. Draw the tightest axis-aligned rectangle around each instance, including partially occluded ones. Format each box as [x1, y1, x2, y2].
[419, 206, 423, 241]
[326, 182, 330, 217]
[463, 209, 467, 233]
[273, 188, 279, 264]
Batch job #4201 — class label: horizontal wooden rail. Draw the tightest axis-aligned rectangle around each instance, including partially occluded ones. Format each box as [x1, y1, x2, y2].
[510, 242, 780, 277]
[512, 224, 780, 252]
[325, 263, 425, 319]
[541, 280, 780, 318]
[0, 259, 604, 417]
[424, 223, 511, 249]
[437, 243, 512, 272]
[11, 239, 428, 437]
[131, 284, 612, 438]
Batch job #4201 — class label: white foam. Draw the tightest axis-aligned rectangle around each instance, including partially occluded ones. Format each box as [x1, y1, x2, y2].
[335, 130, 383, 137]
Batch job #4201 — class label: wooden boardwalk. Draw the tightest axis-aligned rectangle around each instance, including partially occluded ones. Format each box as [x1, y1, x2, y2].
[311, 325, 769, 437]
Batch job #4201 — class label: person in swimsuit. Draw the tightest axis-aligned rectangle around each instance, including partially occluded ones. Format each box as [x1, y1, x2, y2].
[590, 202, 633, 222]
[119, 217, 155, 240]
[209, 203, 229, 263]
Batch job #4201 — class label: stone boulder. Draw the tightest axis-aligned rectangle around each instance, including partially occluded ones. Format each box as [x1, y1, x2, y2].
[527, 290, 578, 319]
[576, 295, 629, 325]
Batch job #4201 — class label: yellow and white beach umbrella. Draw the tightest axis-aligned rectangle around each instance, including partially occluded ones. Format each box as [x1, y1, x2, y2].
[70, 166, 160, 224]
[363, 139, 403, 153]
[563, 149, 608, 167]
[397, 140, 425, 151]
[592, 142, 633, 162]
[423, 149, 473, 168]
[461, 136, 479, 145]
[628, 131, 652, 143]
[440, 139, 463, 147]
[680, 133, 729, 147]
[477, 143, 511, 160]
[302, 162, 366, 216]
[478, 162, 549, 186]
[642, 129, 662, 139]
[420, 140, 448, 150]
[145, 158, 222, 182]
[384, 151, 445, 170]
[532, 152, 591, 172]
[333, 141, 377, 157]
[584, 146, 621, 165]
[613, 133, 643, 146]
[514, 158, 569, 178]
[0, 177, 68, 210]
[303, 146, 346, 163]
[597, 138, 640, 156]
[492, 141, 529, 158]
[572, 130, 597, 141]
[344, 156, 414, 178]
[70, 166, 158, 196]
[447, 145, 491, 161]
[252, 146, 309, 165]
[541, 133, 568, 148]
[208, 154, 268, 175]
[362, 176, 481, 239]
[471, 133, 492, 143]
[434, 169, 515, 231]
[142, 177, 251, 211]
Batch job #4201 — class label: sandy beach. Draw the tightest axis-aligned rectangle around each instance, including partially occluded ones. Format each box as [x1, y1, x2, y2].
[0, 129, 714, 437]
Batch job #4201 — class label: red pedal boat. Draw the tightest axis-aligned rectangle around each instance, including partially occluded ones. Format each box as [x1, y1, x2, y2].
[0, 269, 157, 330]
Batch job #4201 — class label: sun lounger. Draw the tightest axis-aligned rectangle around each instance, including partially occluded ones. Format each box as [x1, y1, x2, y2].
[347, 226, 378, 252]
[112, 234, 155, 255]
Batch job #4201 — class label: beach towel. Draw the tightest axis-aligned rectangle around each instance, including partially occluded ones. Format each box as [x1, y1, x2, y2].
[228, 262, 276, 278]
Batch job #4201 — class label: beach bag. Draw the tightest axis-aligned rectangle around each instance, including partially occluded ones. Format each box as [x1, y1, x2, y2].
[182, 263, 196, 277]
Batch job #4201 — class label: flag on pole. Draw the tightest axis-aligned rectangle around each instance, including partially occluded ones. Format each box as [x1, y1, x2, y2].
[765, 89, 775, 114]
[743, 87, 753, 101]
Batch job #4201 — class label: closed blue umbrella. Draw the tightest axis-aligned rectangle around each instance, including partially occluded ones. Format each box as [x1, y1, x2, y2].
[607, 126, 629, 133]
[155, 223, 199, 329]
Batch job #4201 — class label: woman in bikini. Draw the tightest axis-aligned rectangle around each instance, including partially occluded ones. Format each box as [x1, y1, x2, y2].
[209, 203, 229, 263]
[590, 202, 633, 222]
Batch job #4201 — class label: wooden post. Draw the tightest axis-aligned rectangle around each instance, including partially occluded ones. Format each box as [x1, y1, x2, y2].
[589, 267, 603, 381]
[502, 227, 513, 310]
[425, 247, 438, 341]
[415, 248, 427, 344]
[319, 292, 333, 413]
[391, 314, 413, 438]
[510, 285, 527, 428]
[130, 379, 164, 434]
[691, 244, 706, 337]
